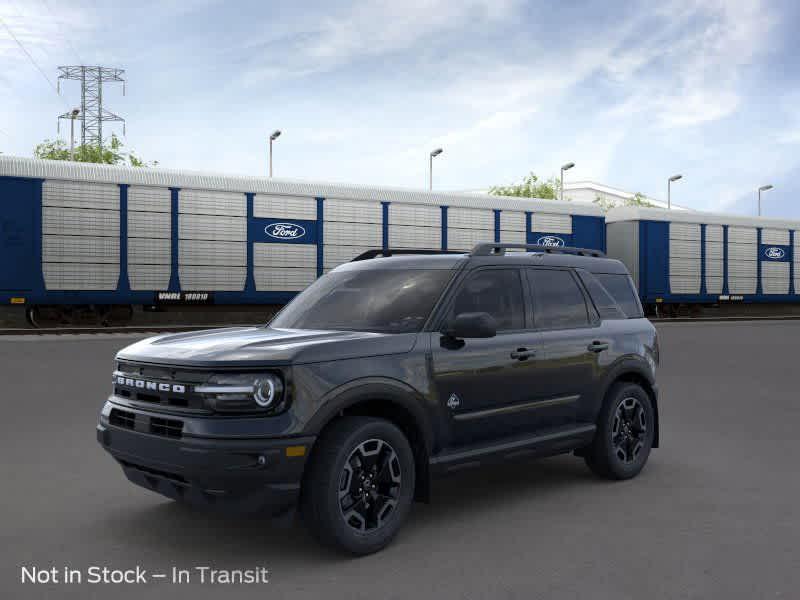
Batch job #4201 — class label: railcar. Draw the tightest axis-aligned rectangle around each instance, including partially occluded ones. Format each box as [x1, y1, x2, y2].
[606, 206, 800, 316]
[0, 156, 605, 325]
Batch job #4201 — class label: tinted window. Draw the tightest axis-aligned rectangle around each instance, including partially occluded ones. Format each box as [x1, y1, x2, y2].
[450, 269, 524, 331]
[577, 270, 626, 320]
[527, 269, 589, 329]
[594, 273, 643, 318]
[270, 269, 453, 333]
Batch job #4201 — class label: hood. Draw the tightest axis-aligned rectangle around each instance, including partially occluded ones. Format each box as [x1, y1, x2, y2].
[116, 326, 418, 367]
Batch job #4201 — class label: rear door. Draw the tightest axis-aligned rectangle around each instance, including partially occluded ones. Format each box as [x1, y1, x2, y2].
[524, 267, 607, 429]
[0, 178, 36, 291]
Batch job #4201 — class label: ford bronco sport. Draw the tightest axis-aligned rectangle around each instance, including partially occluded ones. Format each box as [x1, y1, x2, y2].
[97, 243, 660, 555]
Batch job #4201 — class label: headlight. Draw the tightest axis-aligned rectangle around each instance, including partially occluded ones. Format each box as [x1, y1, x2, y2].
[195, 373, 285, 414]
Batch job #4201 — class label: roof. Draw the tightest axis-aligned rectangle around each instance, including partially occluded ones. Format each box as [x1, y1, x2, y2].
[0, 155, 604, 216]
[605, 205, 800, 230]
[338, 247, 628, 274]
[564, 181, 689, 210]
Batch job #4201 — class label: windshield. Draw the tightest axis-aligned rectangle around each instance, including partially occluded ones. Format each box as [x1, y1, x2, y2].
[270, 268, 454, 333]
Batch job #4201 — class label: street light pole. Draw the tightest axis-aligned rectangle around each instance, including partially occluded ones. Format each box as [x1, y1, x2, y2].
[69, 108, 80, 160]
[758, 184, 773, 216]
[560, 162, 575, 202]
[269, 130, 281, 177]
[429, 148, 443, 190]
[667, 174, 683, 209]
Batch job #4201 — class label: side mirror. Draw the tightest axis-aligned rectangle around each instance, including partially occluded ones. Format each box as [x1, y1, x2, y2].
[444, 312, 497, 339]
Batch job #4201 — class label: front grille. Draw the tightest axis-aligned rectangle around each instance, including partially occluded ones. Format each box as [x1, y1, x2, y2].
[108, 407, 184, 439]
[109, 408, 135, 430]
[113, 361, 210, 413]
[149, 417, 183, 439]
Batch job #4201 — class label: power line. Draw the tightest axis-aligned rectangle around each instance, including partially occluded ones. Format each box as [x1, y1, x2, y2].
[37, 0, 85, 66]
[0, 15, 66, 105]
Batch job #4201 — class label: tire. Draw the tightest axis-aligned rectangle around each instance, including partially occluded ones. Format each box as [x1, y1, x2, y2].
[301, 417, 415, 555]
[584, 382, 655, 480]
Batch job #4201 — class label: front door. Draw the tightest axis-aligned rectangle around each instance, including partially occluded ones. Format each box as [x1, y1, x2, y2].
[430, 267, 545, 446]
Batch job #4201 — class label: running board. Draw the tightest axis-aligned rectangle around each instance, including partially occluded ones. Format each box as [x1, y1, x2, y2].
[429, 424, 596, 474]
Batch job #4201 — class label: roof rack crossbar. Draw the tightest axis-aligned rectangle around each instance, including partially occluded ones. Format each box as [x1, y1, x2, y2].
[470, 243, 606, 257]
[350, 248, 464, 262]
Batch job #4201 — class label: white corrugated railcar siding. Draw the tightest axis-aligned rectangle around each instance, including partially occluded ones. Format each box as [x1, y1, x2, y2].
[447, 207, 493, 251]
[727, 226, 757, 294]
[254, 243, 317, 291]
[705, 225, 723, 294]
[761, 229, 790, 294]
[254, 194, 317, 220]
[178, 189, 247, 290]
[388, 204, 440, 249]
[500, 211, 526, 244]
[323, 198, 382, 271]
[42, 180, 120, 290]
[128, 186, 171, 290]
[531, 213, 572, 234]
[669, 223, 701, 294]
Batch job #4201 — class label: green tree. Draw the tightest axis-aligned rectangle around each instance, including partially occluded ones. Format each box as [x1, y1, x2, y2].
[33, 134, 157, 167]
[593, 191, 656, 212]
[489, 172, 562, 200]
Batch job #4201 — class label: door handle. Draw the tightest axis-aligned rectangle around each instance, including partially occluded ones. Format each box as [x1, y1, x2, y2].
[510, 348, 537, 360]
[588, 341, 609, 352]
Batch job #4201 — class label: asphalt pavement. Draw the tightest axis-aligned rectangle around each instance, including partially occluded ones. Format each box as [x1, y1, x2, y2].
[1, 321, 798, 599]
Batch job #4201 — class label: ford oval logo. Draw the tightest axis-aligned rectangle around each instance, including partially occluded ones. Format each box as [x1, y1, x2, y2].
[536, 235, 565, 247]
[265, 222, 306, 240]
[764, 246, 786, 260]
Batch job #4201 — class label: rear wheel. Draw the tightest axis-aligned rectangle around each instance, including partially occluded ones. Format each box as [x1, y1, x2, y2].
[585, 382, 654, 480]
[301, 417, 415, 555]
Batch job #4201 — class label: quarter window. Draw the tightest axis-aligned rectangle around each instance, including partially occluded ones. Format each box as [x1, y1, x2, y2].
[594, 273, 644, 318]
[450, 269, 525, 331]
[527, 268, 590, 329]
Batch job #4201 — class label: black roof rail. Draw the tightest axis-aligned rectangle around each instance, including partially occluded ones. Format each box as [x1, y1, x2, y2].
[470, 243, 606, 257]
[350, 248, 465, 262]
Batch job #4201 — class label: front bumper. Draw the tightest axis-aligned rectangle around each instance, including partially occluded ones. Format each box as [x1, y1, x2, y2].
[97, 402, 314, 515]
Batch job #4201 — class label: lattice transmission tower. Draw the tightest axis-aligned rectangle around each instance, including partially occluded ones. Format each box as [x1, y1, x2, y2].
[57, 66, 126, 148]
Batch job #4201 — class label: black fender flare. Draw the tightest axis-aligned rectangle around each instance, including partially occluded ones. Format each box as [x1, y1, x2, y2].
[304, 377, 435, 454]
[598, 356, 660, 448]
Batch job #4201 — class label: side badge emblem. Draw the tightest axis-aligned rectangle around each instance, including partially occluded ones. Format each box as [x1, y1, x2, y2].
[447, 393, 461, 410]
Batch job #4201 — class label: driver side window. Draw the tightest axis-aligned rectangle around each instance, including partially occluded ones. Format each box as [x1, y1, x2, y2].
[450, 269, 525, 331]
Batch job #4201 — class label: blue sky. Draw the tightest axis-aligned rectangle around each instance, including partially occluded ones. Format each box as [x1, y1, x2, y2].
[1, 0, 799, 218]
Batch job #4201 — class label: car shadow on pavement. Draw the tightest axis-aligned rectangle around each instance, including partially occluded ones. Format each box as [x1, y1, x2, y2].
[101, 454, 642, 563]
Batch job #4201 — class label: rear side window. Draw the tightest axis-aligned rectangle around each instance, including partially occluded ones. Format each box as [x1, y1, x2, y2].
[594, 273, 644, 318]
[576, 270, 626, 320]
[450, 269, 525, 331]
[527, 268, 589, 329]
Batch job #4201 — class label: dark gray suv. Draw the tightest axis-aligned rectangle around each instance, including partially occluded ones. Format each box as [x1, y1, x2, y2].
[97, 243, 660, 555]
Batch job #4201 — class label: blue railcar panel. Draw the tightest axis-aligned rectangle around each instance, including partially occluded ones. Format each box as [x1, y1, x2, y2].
[700, 224, 707, 295]
[118, 184, 130, 293]
[571, 215, 606, 253]
[168, 188, 180, 292]
[315, 197, 324, 277]
[759, 244, 792, 262]
[249, 217, 318, 244]
[245, 193, 256, 293]
[0, 177, 38, 291]
[638, 220, 669, 300]
[528, 231, 574, 247]
[756, 228, 763, 295]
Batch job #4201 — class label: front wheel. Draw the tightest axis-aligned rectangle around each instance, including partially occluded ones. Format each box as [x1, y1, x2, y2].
[301, 417, 415, 555]
[584, 382, 655, 480]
